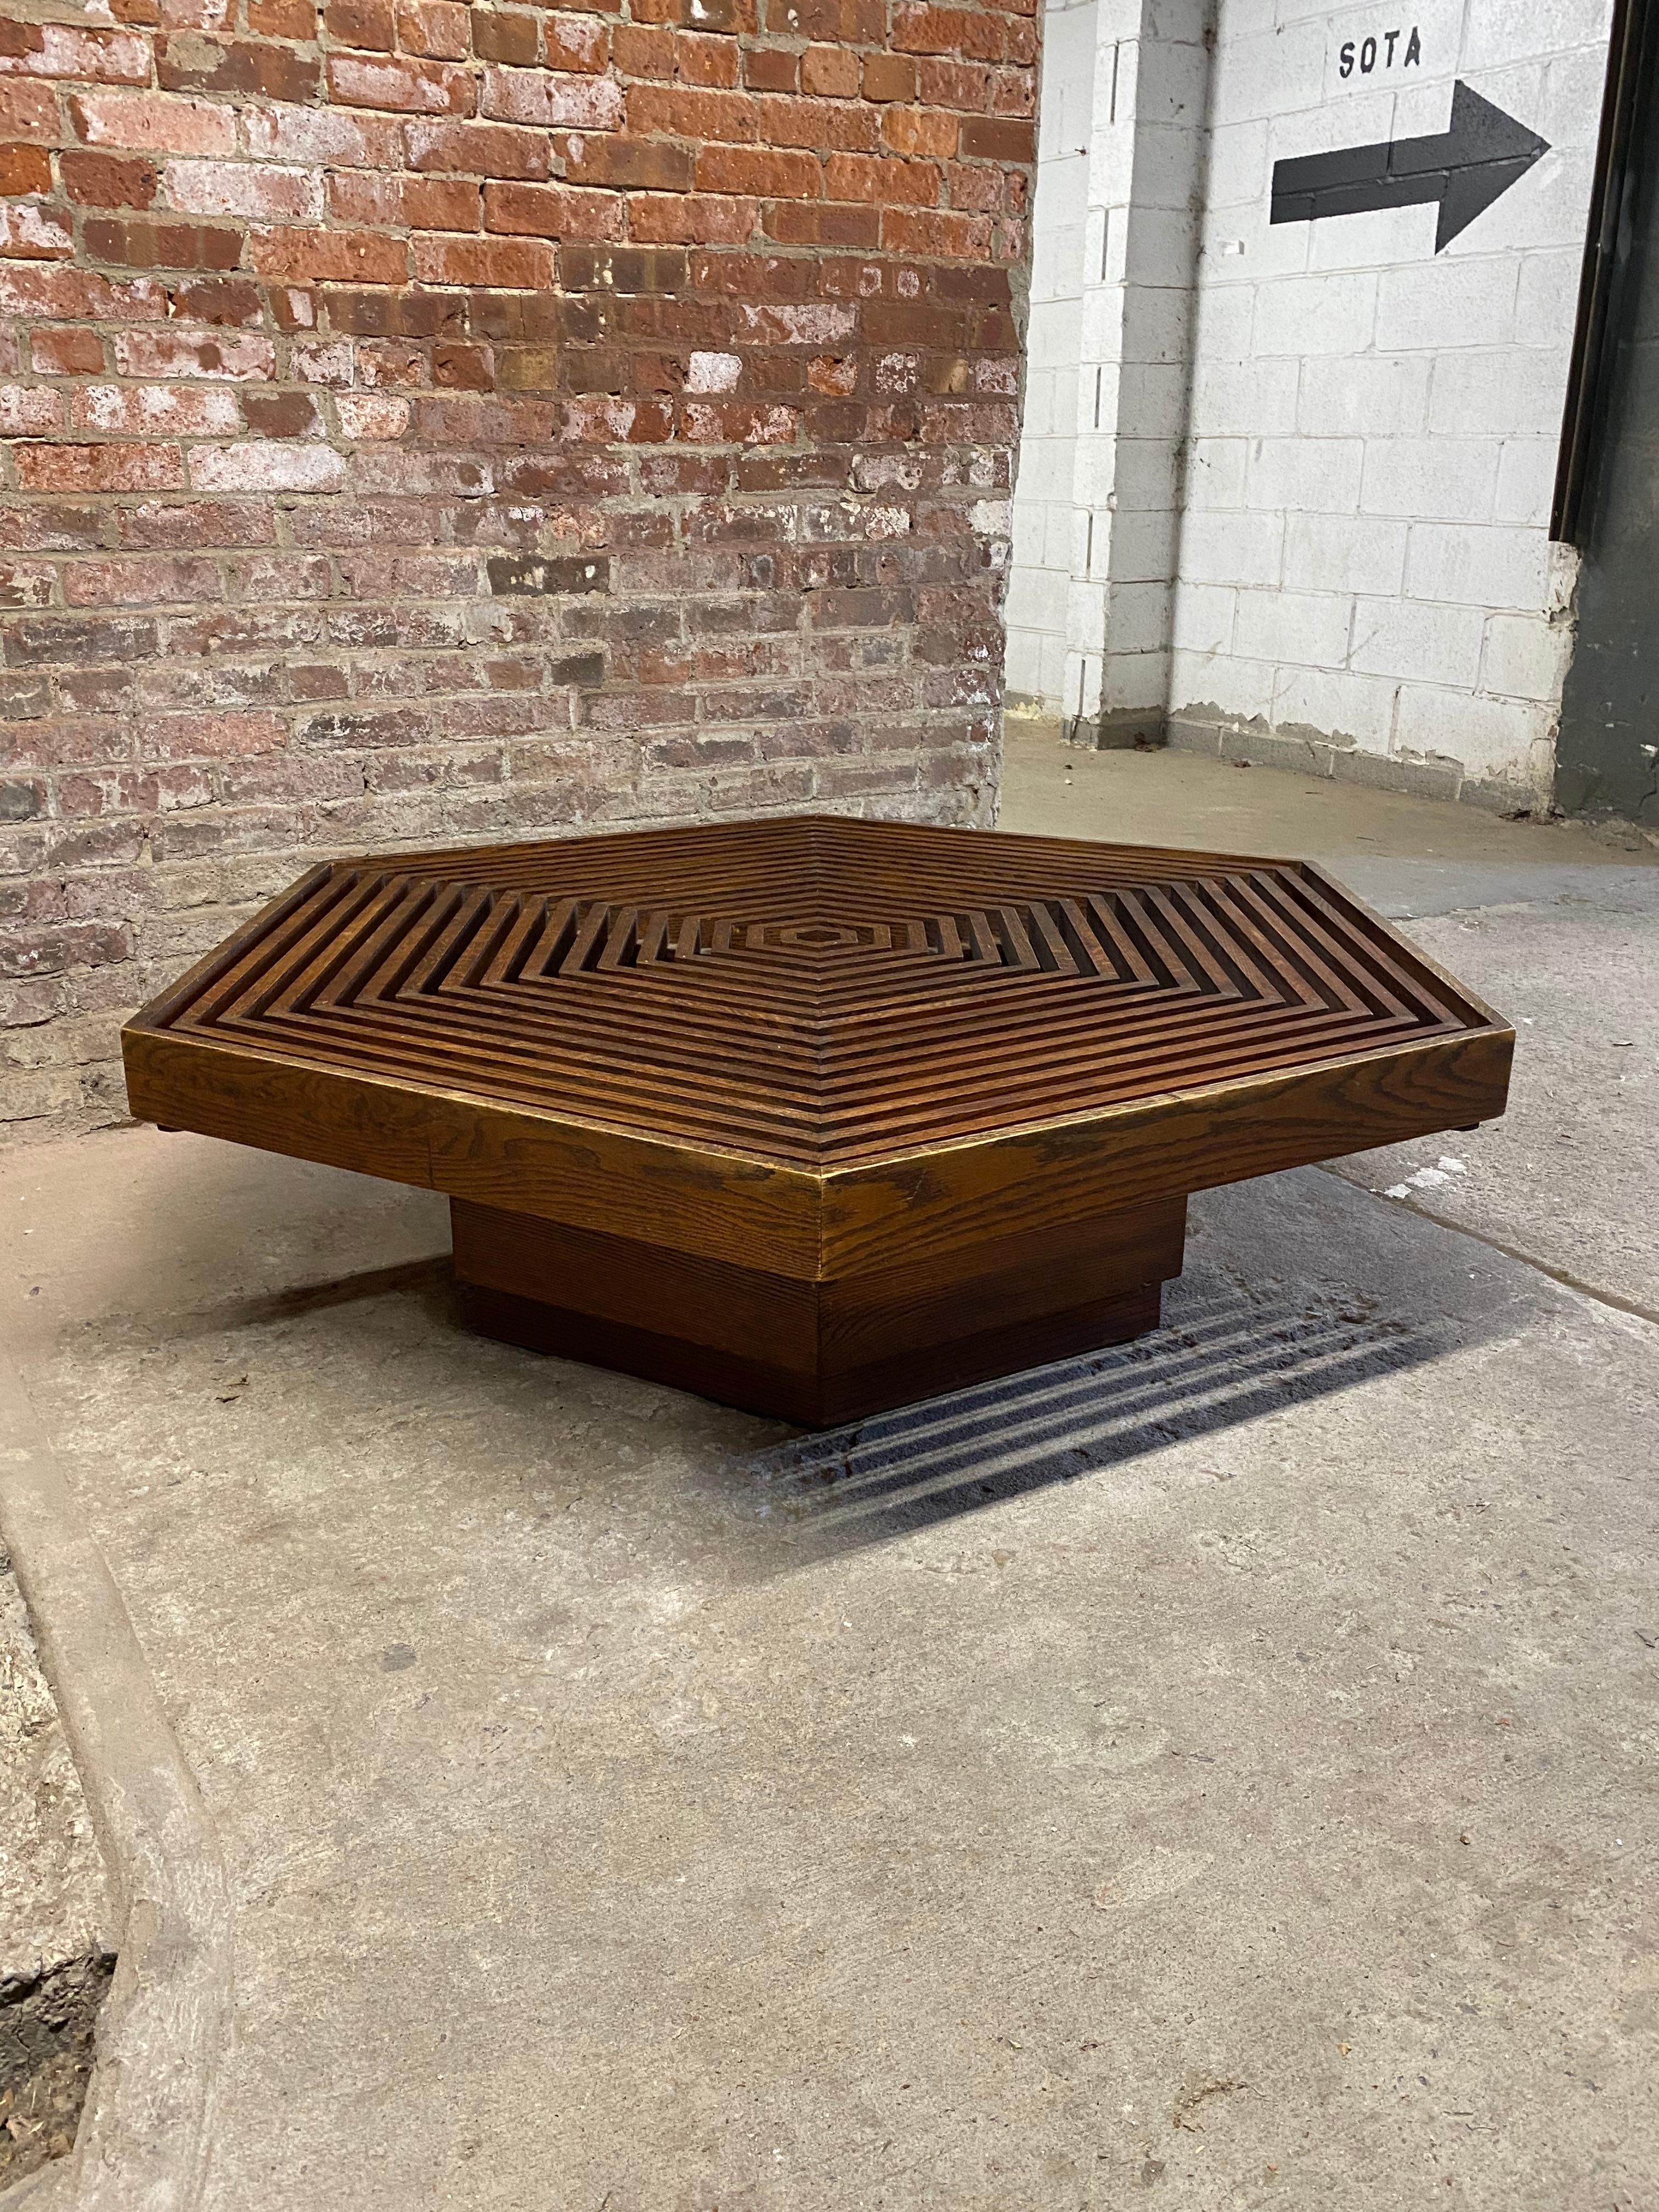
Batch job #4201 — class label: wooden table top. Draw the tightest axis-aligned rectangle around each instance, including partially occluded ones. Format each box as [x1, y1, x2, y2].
[123, 816, 1512, 1276]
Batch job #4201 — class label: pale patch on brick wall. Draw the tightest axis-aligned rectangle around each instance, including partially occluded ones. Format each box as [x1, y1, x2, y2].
[0, 0, 1036, 1135]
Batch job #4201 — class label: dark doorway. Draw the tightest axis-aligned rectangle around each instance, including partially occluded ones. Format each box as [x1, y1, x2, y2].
[1554, 0, 1659, 824]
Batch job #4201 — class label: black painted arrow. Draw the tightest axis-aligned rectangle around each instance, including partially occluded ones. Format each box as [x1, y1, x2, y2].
[1271, 82, 1549, 251]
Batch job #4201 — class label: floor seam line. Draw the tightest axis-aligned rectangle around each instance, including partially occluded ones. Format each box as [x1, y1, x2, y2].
[1321, 1166, 1659, 1329]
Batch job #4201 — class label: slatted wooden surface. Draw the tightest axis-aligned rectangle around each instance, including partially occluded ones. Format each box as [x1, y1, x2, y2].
[136, 816, 1500, 1169]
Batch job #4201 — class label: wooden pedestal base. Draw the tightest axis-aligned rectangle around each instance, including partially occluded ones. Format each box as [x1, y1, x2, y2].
[451, 1195, 1186, 1426]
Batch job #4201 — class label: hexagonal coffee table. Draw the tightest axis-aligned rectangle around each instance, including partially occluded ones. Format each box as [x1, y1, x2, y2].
[123, 816, 1512, 1425]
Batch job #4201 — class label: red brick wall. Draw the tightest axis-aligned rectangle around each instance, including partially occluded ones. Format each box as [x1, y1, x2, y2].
[0, 0, 1033, 1133]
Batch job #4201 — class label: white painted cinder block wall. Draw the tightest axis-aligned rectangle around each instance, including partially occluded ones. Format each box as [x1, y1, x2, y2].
[1006, 0, 1098, 711]
[1008, 0, 1613, 806]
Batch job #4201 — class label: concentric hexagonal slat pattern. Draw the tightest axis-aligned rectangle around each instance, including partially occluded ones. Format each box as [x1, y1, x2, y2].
[148, 816, 1488, 1167]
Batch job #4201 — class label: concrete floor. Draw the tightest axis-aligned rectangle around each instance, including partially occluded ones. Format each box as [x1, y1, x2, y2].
[2, 739, 1656, 2210]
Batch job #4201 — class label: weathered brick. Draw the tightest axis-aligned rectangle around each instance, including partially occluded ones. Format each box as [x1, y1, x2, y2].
[958, 114, 1034, 161]
[71, 381, 242, 435]
[0, 0, 1029, 1135]
[472, 10, 539, 66]
[239, 388, 323, 437]
[82, 216, 245, 269]
[165, 158, 325, 222]
[325, 0, 396, 52]
[0, 24, 150, 85]
[156, 35, 320, 103]
[4, 614, 160, 664]
[0, 143, 53, 194]
[862, 52, 916, 100]
[14, 443, 185, 492]
[480, 64, 622, 128]
[555, 133, 693, 191]
[404, 118, 549, 178]
[412, 233, 555, 286]
[59, 149, 157, 206]
[247, 227, 411, 285]
[802, 44, 860, 98]
[483, 180, 625, 241]
[327, 170, 479, 228]
[145, 709, 286, 758]
[328, 54, 474, 114]
[0, 383, 65, 433]
[0, 83, 60, 141]
[487, 553, 610, 594]
[67, 89, 237, 154]
[111, 329, 275, 378]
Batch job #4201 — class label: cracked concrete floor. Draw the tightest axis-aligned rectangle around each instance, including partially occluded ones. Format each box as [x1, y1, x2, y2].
[2, 742, 1656, 2210]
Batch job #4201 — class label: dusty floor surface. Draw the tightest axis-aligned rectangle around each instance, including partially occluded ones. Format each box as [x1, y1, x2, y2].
[1, 740, 1656, 2210]
[0, 1565, 111, 2192]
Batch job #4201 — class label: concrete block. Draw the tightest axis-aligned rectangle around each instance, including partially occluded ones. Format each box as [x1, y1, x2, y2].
[1066, 701, 1167, 747]
[1283, 512, 1409, 598]
[1305, 204, 1437, 273]
[1541, 42, 1617, 155]
[1233, 586, 1353, 670]
[1080, 360, 1122, 437]
[1103, 504, 1180, 582]
[1430, 344, 1574, 438]
[1108, 434, 1181, 512]
[1026, 295, 1085, 372]
[1167, 648, 1274, 721]
[1079, 284, 1131, 365]
[1350, 596, 1485, 686]
[1101, 578, 1172, 655]
[1187, 356, 1299, 438]
[1479, 610, 1573, 702]
[1036, 626, 1069, 709]
[1494, 437, 1559, 527]
[1071, 429, 1118, 507]
[1483, 138, 1598, 256]
[1334, 742, 1464, 803]
[1516, 246, 1590, 344]
[1032, 500, 1068, 572]
[1298, 354, 1431, 438]
[1460, 0, 1614, 75]
[1271, 663, 1400, 748]
[1003, 624, 1045, 698]
[1212, 20, 1325, 116]
[1250, 271, 1378, 357]
[1203, 213, 1310, 283]
[1052, 364, 1081, 437]
[1277, 83, 1396, 156]
[1065, 574, 1109, 653]
[1184, 437, 1248, 509]
[1245, 435, 1364, 513]
[1098, 642, 1170, 709]
[1405, 522, 1550, 612]
[1118, 283, 1192, 366]
[1121, 204, 1201, 285]
[1220, 721, 1342, 775]
[1171, 580, 1235, 654]
[1127, 34, 1209, 128]
[1188, 280, 1256, 362]
[1162, 708, 1223, 754]
[1203, 118, 1268, 208]
[1393, 681, 1554, 780]
[1178, 507, 1285, 591]
[1361, 438, 1500, 522]
[1375, 256, 1520, 352]
[1125, 129, 1200, 224]
[1117, 362, 1188, 439]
